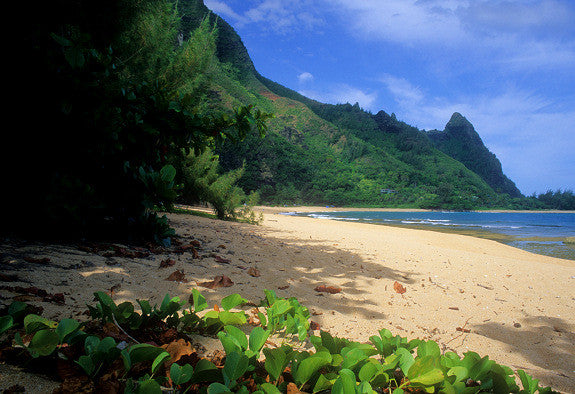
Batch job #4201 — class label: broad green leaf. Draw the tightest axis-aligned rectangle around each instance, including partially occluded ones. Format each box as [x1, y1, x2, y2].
[56, 319, 80, 342]
[137, 378, 162, 394]
[219, 311, 247, 326]
[221, 294, 247, 311]
[29, 329, 59, 356]
[129, 344, 166, 365]
[263, 347, 288, 382]
[224, 325, 248, 350]
[76, 355, 95, 376]
[249, 326, 270, 353]
[222, 351, 249, 386]
[332, 368, 357, 394]
[417, 341, 441, 358]
[395, 348, 415, 376]
[24, 314, 56, 334]
[259, 382, 281, 394]
[8, 301, 28, 320]
[358, 359, 382, 383]
[170, 362, 194, 386]
[408, 356, 444, 386]
[191, 359, 222, 384]
[293, 351, 331, 386]
[84, 335, 100, 354]
[207, 382, 232, 393]
[447, 366, 469, 383]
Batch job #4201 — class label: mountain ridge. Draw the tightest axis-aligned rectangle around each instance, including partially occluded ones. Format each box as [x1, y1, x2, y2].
[181, 0, 523, 208]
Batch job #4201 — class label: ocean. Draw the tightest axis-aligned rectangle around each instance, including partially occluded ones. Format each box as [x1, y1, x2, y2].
[287, 211, 575, 260]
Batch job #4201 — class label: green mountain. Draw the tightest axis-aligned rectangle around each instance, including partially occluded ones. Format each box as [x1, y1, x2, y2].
[427, 113, 522, 197]
[180, 0, 521, 209]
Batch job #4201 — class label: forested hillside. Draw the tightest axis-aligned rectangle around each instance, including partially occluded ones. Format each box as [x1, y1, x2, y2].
[180, 0, 522, 210]
[427, 113, 522, 198]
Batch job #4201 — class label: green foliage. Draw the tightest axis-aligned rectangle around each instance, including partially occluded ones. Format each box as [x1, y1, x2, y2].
[1, 290, 559, 393]
[7, 0, 270, 244]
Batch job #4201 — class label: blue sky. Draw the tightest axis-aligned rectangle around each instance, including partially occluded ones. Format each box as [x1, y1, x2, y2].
[204, 0, 574, 195]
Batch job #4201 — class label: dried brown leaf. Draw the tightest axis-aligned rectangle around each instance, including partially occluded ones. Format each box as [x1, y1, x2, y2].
[314, 285, 342, 294]
[393, 281, 406, 294]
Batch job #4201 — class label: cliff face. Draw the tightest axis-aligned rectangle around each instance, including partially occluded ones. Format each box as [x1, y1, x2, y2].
[427, 113, 522, 197]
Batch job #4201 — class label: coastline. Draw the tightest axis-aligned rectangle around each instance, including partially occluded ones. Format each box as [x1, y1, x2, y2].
[1, 209, 574, 392]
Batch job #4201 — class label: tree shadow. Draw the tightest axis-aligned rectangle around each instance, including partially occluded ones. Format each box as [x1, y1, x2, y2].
[1, 212, 420, 328]
[473, 315, 575, 392]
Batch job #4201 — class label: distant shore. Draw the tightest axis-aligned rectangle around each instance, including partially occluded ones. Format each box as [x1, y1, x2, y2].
[255, 205, 575, 214]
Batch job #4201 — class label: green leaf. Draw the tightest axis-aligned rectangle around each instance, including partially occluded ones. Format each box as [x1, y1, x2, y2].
[151, 351, 171, 374]
[24, 314, 56, 334]
[170, 362, 194, 386]
[395, 348, 415, 376]
[332, 368, 357, 394]
[408, 356, 444, 387]
[191, 359, 222, 384]
[249, 326, 271, 354]
[518, 370, 539, 394]
[29, 329, 59, 357]
[138, 299, 152, 316]
[293, 351, 331, 386]
[207, 382, 232, 393]
[129, 344, 166, 365]
[263, 347, 288, 382]
[8, 301, 28, 320]
[0, 315, 14, 334]
[55, 319, 80, 343]
[259, 382, 281, 394]
[222, 352, 249, 386]
[219, 311, 247, 326]
[76, 355, 95, 376]
[160, 164, 176, 183]
[417, 341, 441, 358]
[137, 378, 162, 394]
[191, 289, 208, 312]
[221, 294, 247, 311]
[447, 366, 469, 383]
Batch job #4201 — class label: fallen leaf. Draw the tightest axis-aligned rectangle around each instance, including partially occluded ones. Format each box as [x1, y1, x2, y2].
[214, 255, 231, 264]
[278, 285, 290, 290]
[159, 258, 176, 268]
[287, 382, 302, 394]
[310, 321, 321, 330]
[448, 307, 459, 311]
[198, 275, 234, 289]
[456, 327, 471, 333]
[247, 267, 261, 277]
[161, 338, 194, 367]
[393, 281, 406, 294]
[314, 285, 342, 294]
[166, 270, 188, 283]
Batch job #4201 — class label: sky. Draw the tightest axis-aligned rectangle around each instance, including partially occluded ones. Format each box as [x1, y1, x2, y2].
[204, 0, 575, 195]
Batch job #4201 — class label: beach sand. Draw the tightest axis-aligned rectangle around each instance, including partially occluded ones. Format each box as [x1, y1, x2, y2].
[1, 206, 574, 392]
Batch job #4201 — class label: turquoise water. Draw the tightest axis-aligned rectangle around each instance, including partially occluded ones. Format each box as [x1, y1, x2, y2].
[288, 211, 575, 260]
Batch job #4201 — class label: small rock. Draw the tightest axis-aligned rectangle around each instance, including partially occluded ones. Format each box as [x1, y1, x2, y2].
[513, 322, 521, 328]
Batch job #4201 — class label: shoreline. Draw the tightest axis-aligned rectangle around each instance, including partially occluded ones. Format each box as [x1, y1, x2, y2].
[1, 209, 574, 392]
[256, 206, 575, 261]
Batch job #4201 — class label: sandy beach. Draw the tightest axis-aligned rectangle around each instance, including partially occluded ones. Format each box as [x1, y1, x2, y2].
[1, 206, 574, 392]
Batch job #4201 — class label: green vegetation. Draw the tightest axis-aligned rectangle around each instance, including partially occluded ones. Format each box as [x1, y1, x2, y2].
[7, 0, 270, 244]
[0, 291, 558, 393]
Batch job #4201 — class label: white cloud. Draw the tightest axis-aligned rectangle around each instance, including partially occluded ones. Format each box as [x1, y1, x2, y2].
[204, 0, 248, 24]
[300, 84, 378, 111]
[329, 0, 575, 70]
[298, 72, 314, 84]
[379, 74, 424, 106]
